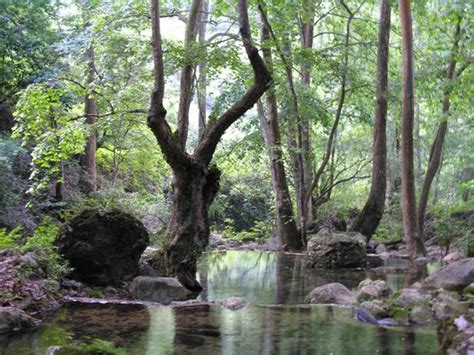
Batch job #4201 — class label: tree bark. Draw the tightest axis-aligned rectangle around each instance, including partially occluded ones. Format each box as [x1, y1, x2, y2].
[148, 0, 271, 290]
[399, 0, 426, 257]
[351, 0, 390, 240]
[197, 0, 209, 139]
[80, 45, 97, 194]
[417, 17, 462, 241]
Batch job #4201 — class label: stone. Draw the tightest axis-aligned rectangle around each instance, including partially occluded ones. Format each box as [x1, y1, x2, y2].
[0, 307, 38, 334]
[307, 283, 356, 305]
[463, 283, 474, 298]
[305, 229, 366, 269]
[422, 258, 474, 292]
[394, 288, 429, 308]
[375, 243, 387, 254]
[443, 251, 464, 264]
[409, 305, 433, 323]
[221, 297, 247, 310]
[366, 254, 384, 268]
[360, 300, 389, 318]
[432, 290, 465, 321]
[56, 209, 149, 286]
[355, 308, 379, 326]
[306, 215, 347, 234]
[357, 279, 391, 301]
[130, 276, 191, 304]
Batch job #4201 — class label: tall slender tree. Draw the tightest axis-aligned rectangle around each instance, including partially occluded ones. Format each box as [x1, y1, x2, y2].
[148, 0, 271, 290]
[399, 0, 426, 257]
[351, 0, 391, 240]
[197, 0, 209, 139]
[80, 44, 97, 193]
[417, 16, 464, 241]
[258, 11, 301, 251]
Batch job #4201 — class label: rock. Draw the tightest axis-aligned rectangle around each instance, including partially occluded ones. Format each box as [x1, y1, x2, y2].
[130, 276, 191, 304]
[56, 209, 149, 286]
[360, 300, 389, 318]
[432, 290, 465, 321]
[306, 215, 347, 234]
[463, 283, 474, 298]
[305, 229, 366, 269]
[394, 288, 429, 308]
[375, 244, 387, 254]
[366, 254, 384, 268]
[443, 251, 463, 264]
[422, 258, 474, 292]
[409, 305, 433, 323]
[0, 307, 38, 334]
[357, 279, 391, 301]
[355, 308, 379, 326]
[61, 279, 84, 293]
[221, 297, 247, 310]
[307, 283, 356, 305]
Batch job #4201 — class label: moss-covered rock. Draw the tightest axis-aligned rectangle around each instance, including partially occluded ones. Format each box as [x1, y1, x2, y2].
[305, 229, 366, 269]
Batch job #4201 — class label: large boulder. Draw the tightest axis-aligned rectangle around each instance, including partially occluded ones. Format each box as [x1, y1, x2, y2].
[57, 209, 149, 286]
[305, 229, 366, 269]
[130, 276, 191, 304]
[0, 307, 37, 334]
[306, 283, 356, 305]
[422, 258, 474, 292]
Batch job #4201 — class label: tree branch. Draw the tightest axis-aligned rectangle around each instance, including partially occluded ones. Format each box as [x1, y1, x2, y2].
[194, 0, 272, 166]
[148, 0, 191, 171]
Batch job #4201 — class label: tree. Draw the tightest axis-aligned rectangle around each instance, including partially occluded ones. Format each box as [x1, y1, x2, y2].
[197, 0, 210, 139]
[399, 0, 426, 257]
[351, 0, 391, 240]
[0, 0, 59, 132]
[417, 15, 465, 241]
[148, 0, 271, 290]
[80, 44, 98, 194]
[258, 8, 301, 251]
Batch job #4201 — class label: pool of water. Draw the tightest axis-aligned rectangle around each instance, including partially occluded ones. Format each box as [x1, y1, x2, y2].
[0, 251, 439, 354]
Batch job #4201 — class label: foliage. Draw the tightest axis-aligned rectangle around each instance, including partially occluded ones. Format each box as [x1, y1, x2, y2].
[13, 84, 87, 196]
[0, 0, 60, 104]
[0, 226, 22, 249]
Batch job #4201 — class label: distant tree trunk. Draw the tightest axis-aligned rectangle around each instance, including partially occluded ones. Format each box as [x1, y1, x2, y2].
[417, 17, 462, 241]
[81, 45, 97, 193]
[197, 0, 209, 139]
[311, 1, 357, 206]
[399, 0, 426, 257]
[148, 0, 271, 290]
[258, 4, 307, 243]
[300, 0, 315, 224]
[257, 18, 301, 250]
[351, 0, 390, 240]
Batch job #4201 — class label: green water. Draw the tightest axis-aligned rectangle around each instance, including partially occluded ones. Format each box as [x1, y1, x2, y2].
[0, 251, 438, 354]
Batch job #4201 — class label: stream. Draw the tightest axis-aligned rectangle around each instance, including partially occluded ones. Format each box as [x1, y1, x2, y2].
[0, 251, 438, 354]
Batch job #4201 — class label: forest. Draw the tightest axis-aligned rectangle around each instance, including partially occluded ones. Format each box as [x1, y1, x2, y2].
[0, 0, 473, 354]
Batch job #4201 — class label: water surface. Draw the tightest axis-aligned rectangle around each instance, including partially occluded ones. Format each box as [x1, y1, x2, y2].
[0, 251, 438, 354]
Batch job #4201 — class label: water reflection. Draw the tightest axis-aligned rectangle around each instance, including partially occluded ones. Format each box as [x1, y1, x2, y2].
[197, 251, 368, 304]
[0, 251, 441, 354]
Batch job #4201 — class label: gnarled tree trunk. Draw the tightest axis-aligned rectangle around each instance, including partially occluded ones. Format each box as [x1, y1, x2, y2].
[148, 0, 271, 291]
[351, 0, 390, 240]
[166, 164, 220, 290]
